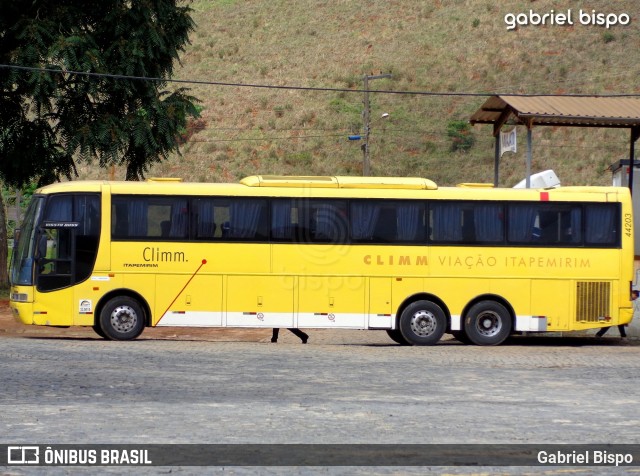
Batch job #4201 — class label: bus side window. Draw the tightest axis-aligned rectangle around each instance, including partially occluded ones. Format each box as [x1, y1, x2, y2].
[111, 198, 149, 238]
[472, 204, 503, 243]
[538, 211, 559, 242]
[508, 204, 537, 243]
[226, 199, 268, 240]
[350, 200, 426, 244]
[462, 209, 476, 242]
[167, 200, 188, 238]
[585, 203, 618, 245]
[373, 207, 396, 242]
[537, 206, 581, 245]
[351, 201, 382, 242]
[112, 202, 129, 238]
[161, 221, 171, 237]
[271, 200, 295, 241]
[431, 202, 463, 242]
[309, 201, 348, 243]
[192, 198, 217, 240]
[559, 208, 581, 244]
[396, 202, 425, 242]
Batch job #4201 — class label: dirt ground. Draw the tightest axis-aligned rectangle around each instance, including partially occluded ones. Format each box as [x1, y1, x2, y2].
[0, 299, 274, 342]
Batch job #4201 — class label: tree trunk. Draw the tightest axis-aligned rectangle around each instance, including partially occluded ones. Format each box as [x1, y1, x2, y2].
[0, 192, 9, 289]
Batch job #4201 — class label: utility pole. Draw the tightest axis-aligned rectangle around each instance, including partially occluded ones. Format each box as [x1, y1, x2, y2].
[362, 73, 391, 176]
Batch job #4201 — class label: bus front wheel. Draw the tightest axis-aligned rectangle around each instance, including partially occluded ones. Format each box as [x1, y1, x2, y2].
[464, 301, 511, 346]
[92, 324, 107, 339]
[386, 329, 410, 345]
[99, 296, 146, 341]
[399, 300, 446, 346]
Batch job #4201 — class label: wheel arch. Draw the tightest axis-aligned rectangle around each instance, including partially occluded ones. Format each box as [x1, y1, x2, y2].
[395, 292, 451, 330]
[95, 289, 152, 328]
[462, 293, 516, 329]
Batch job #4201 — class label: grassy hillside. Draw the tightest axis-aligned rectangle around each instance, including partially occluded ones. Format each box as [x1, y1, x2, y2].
[93, 0, 640, 187]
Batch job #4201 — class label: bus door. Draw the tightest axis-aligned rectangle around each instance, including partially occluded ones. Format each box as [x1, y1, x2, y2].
[34, 194, 101, 325]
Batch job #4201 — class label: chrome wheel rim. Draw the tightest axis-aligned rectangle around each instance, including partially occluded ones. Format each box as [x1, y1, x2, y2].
[110, 305, 138, 333]
[475, 310, 502, 337]
[410, 310, 437, 337]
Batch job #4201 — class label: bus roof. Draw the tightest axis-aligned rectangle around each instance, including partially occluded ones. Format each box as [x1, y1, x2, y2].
[239, 175, 438, 189]
[33, 177, 629, 202]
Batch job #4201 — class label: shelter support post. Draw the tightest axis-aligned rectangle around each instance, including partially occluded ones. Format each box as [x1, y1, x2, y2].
[630, 126, 640, 194]
[526, 120, 533, 188]
[494, 135, 500, 186]
[490, 108, 513, 188]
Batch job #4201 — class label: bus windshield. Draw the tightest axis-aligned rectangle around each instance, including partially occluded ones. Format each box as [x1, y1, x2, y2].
[10, 196, 44, 286]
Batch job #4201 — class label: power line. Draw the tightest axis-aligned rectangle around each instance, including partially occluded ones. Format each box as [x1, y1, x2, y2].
[187, 132, 630, 151]
[2, 63, 640, 98]
[3, 63, 637, 153]
[189, 133, 347, 143]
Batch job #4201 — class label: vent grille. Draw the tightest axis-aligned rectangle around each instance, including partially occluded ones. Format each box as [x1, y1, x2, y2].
[575, 281, 610, 322]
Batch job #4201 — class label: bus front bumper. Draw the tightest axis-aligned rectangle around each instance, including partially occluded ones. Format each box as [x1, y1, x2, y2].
[10, 287, 34, 325]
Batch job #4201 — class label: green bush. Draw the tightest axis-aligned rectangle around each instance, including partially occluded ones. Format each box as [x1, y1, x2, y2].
[446, 120, 475, 152]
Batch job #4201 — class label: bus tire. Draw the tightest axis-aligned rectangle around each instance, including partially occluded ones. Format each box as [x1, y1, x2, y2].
[99, 296, 146, 341]
[386, 329, 410, 345]
[399, 300, 446, 346]
[464, 301, 511, 346]
[92, 324, 108, 339]
[451, 330, 472, 345]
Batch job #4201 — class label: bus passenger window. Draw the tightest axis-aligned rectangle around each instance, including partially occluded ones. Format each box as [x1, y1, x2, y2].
[431, 202, 463, 242]
[226, 199, 268, 240]
[372, 208, 396, 242]
[308, 201, 348, 243]
[351, 201, 382, 242]
[192, 198, 217, 239]
[271, 200, 295, 241]
[395, 202, 425, 242]
[472, 204, 503, 243]
[508, 203, 588, 246]
[507, 204, 537, 243]
[585, 204, 618, 245]
[350, 200, 425, 243]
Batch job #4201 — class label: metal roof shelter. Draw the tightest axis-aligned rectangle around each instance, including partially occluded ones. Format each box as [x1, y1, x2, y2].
[470, 95, 640, 191]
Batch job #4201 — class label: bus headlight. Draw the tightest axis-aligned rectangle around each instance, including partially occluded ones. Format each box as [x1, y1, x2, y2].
[11, 293, 29, 302]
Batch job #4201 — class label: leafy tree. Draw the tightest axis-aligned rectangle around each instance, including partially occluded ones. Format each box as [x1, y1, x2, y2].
[0, 0, 200, 287]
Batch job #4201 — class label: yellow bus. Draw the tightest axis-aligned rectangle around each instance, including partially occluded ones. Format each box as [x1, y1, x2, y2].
[9, 175, 634, 345]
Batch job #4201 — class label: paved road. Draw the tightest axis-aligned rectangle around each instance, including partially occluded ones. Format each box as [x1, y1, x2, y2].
[1, 330, 639, 475]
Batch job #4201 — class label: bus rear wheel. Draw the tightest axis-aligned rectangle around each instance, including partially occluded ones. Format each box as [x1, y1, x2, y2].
[464, 301, 511, 346]
[99, 296, 146, 341]
[386, 329, 410, 345]
[399, 300, 446, 346]
[451, 330, 472, 345]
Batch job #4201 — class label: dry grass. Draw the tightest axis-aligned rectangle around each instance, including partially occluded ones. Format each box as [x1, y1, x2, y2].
[82, 0, 640, 187]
